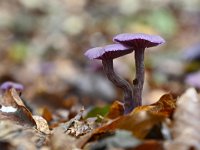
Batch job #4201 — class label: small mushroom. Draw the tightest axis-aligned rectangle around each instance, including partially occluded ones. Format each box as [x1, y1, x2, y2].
[85, 44, 136, 114]
[113, 33, 165, 105]
[185, 71, 200, 89]
[0, 81, 24, 95]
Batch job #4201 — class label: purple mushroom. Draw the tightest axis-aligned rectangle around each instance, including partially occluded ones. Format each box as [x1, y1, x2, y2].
[113, 33, 165, 105]
[85, 44, 136, 114]
[185, 71, 200, 88]
[0, 81, 24, 94]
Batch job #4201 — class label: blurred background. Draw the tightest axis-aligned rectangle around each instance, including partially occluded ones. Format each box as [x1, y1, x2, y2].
[0, 0, 200, 111]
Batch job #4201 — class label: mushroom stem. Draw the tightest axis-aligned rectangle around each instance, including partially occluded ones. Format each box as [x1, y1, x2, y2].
[102, 59, 136, 114]
[133, 49, 145, 106]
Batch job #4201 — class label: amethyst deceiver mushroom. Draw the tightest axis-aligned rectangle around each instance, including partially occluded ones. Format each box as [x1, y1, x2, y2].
[85, 44, 136, 114]
[185, 71, 200, 89]
[113, 33, 165, 105]
[0, 81, 24, 92]
[0, 81, 24, 96]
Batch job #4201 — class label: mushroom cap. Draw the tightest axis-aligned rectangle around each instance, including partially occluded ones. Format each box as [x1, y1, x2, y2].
[185, 71, 200, 88]
[113, 33, 165, 49]
[84, 47, 104, 60]
[84, 44, 133, 60]
[0, 81, 24, 92]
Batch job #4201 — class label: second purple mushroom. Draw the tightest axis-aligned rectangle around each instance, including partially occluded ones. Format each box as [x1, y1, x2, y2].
[85, 44, 136, 114]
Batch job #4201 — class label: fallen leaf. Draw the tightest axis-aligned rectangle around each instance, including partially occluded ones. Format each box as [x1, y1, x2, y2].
[93, 110, 165, 139]
[87, 130, 141, 150]
[132, 93, 176, 117]
[76, 132, 93, 149]
[67, 119, 92, 137]
[62, 108, 84, 131]
[88, 94, 176, 140]
[0, 120, 48, 150]
[133, 140, 164, 150]
[33, 115, 51, 134]
[106, 101, 124, 119]
[62, 108, 94, 137]
[42, 107, 53, 122]
[62, 96, 78, 109]
[51, 127, 77, 150]
[166, 88, 200, 150]
[0, 88, 36, 127]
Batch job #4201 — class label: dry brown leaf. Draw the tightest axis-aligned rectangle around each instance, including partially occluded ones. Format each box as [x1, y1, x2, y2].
[51, 121, 93, 149]
[166, 88, 200, 150]
[0, 120, 48, 150]
[33, 115, 51, 134]
[92, 111, 165, 139]
[106, 100, 124, 119]
[89, 94, 176, 140]
[0, 88, 36, 127]
[11, 88, 26, 107]
[51, 127, 77, 150]
[61, 108, 94, 137]
[75, 132, 93, 149]
[133, 140, 164, 150]
[62, 96, 78, 109]
[66, 119, 92, 137]
[42, 107, 53, 122]
[132, 93, 176, 117]
[0, 89, 23, 107]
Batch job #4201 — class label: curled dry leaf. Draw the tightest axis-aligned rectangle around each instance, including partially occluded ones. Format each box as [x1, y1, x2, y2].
[166, 88, 200, 150]
[92, 111, 165, 140]
[62, 108, 84, 131]
[33, 115, 51, 134]
[66, 119, 92, 137]
[132, 93, 176, 117]
[42, 107, 53, 122]
[62, 108, 95, 137]
[0, 120, 48, 150]
[88, 94, 176, 141]
[0, 88, 36, 127]
[51, 123, 93, 150]
[106, 100, 124, 119]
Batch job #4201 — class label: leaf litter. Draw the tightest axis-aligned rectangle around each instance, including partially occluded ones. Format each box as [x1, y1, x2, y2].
[1, 87, 200, 149]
